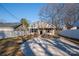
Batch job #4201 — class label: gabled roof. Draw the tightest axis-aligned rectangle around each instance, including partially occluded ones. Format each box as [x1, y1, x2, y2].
[30, 21, 55, 29]
[0, 23, 19, 27]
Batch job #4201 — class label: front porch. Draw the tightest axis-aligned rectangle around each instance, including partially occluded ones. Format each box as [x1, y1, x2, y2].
[30, 28, 54, 36]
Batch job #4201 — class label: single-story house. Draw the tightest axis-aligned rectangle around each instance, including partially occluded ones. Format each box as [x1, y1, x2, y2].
[62, 24, 77, 30]
[63, 20, 79, 30]
[29, 21, 56, 35]
[0, 22, 29, 39]
[72, 20, 79, 29]
[0, 23, 20, 39]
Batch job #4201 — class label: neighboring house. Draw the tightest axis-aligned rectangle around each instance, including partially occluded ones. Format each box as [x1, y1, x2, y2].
[0, 23, 19, 39]
[63, 25, 73, 30]
[0, 23, 19, 31]
[72, 20, 79, 29]
[63, 25, 77, 30]
[29, 21, 56, 35]
[0, 22, 29, 39]
[63, 20, 79, 30]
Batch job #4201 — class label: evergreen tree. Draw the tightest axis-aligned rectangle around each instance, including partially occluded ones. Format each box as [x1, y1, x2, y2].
[21, 18, 29, 28]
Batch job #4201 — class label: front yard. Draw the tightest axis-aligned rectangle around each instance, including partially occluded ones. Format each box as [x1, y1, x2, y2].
[0, 34, 79, 56]
[0, 36, 26, 56]
[21, 37, 79, 56]
[0, 34, 38, 56]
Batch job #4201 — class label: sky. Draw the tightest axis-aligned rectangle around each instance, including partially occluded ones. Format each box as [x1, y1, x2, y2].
[0, 3, 47, 23]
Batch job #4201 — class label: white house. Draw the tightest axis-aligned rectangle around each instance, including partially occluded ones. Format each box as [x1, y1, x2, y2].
[63, 25, 77, 30]
[72, 20, 79, 29]
[29, 21, 56, 36]
[63, 20, 79, 30]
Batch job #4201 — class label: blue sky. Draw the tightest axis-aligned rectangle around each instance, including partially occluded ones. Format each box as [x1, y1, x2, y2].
[0, 3, 47, 23]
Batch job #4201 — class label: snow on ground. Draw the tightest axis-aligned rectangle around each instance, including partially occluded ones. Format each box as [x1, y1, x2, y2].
[59, 30, 79, 40]
[21, 37, 79, 56]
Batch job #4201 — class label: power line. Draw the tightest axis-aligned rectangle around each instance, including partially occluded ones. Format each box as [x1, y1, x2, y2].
[0, 4, 18, 20]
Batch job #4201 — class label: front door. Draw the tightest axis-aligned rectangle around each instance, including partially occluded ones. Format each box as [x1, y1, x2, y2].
[40, 30, 43, 35]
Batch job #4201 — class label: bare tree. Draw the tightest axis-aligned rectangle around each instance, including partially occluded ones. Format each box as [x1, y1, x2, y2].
[39, 3, 64, 31]
[39, 3, 79, 29]
[63, 4, 79, 29]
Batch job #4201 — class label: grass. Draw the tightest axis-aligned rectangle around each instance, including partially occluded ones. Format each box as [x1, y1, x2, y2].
[41, 34, 54, 39]
[0, 33, 56, 56]
[0, 36, 24, 56]
[1, 45, 20, 56]
[0, 34, 36, 56]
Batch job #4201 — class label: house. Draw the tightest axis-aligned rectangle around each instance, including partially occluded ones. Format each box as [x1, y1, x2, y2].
[29, 21, 56, 36]
[0, 23, 20, 39]
[63, 25, 77, 30]
[0, 23, 19, 31]
[63, 20, 79, 30]
[0, 22, 29, 39]
[72, 20, 79, 29]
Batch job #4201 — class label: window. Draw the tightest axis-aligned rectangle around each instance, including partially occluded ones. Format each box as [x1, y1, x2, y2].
[31, 29, 37, 32]
[46, 30, 50, 33]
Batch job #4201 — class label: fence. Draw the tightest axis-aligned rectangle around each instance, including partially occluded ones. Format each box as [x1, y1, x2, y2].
[0, 31, 29, 39]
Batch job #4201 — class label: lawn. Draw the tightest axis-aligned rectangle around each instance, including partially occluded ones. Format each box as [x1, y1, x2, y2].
[0, 36, 24, 56]
[0, 34, 36, 56]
